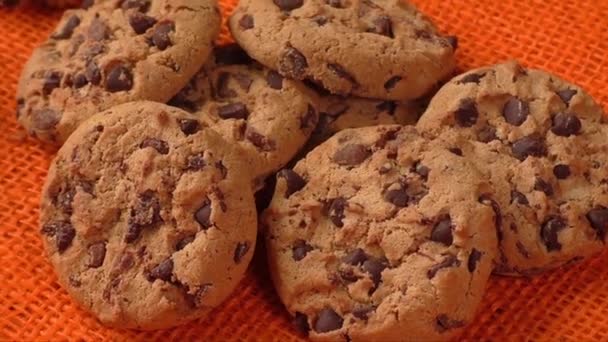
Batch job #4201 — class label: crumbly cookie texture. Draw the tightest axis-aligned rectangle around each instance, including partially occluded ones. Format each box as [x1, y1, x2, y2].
[39, 102, 257, 330]
[263, 125, 497, 341]
[17, 0, 220, 143]
[229, 0, 456, 100]
[169, 45, 320, 187]
[0, 0, 80, 7]
[417, 61, 608, 275]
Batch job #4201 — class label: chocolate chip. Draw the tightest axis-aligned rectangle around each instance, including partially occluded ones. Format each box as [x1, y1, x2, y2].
[178, 118, 200, 135]
[54, 186, 75, 214]
[431, 215, 453, 246]
[88, 242, 106, 268]
[273, 0, 303, 11]
[333, 144, 370, 166]
[42, 222, 76, 253]
[436, 314, 465, 333]
[427, 254, 460, 279]
[511, 190, 529, 205]
[120, 0, 149, 11]
[266, 71, 284, 90]
[371, 15, 393, 37]
[195, 200, 212, 229]
[149, 258, 173, 281]
[362, 258, 387, 288]
[279, 46, 308, 79]
[31, 108, 60, 130]
[556, 89, 577, 105]
[551, 112, 582, 137]
[300, 105, 317, 130]
[454, 98, 478, 127]
[314, 308, 343, 333]
[140, 138, 169, 154]
[129, 12, 157, 34]
[343, 248, 368, 265]
[511, 135, 547, 161]
[234, 242, 250, 263]
[234, 73, 253, 91]
[292, 239, 314, 261]
[327, 197, 347, 227]
[541, 216, 567, 251]
[176, 234, 195, 250]
[239, 14, 254, 30]
[586, 206, 608, 241]
[53, 15, 81, 40]
[477, 126, 497, 143]
[151, 21, 174, 50]
[479, 194, 503, 238]
[326, 0, 343, 7]
[468, 249, 482, 272]
[126, 190, 162, 243]
[186, 153, 205, 170]
[218, 103, 249, 120]
[413, 161, 430, 180]
[376, 101, 397, 115]
[42, 71, 62, 96]
[278, 169, 306, 198]
[502, 97, 529, 126]
[88, 18, 109, 41]
[215, 161, 228, 179]
[213, 44, 252, 65]
[448, 147, 463, 156]
[352, 306, 375, 320]
[445, 36, 458, 49]
[246, 127, 276, 151]
[81, 0, 94, 8]
[328, 63, 358, 87]
[384, 187, 409, 207]
[458, 73, 485, 84]
[534, 178, 554, 196]
[216, 72, 236, 98]
[105, 64, 133, 92]
[384, 76, 402, 91]
[73, 73, 88, 88]
[85, 62, 101, 85]
[553, 164, 571, 179]
[294, 312, 310, 334]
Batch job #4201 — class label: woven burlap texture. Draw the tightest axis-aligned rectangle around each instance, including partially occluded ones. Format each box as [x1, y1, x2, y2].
[2, 0, 608, 340]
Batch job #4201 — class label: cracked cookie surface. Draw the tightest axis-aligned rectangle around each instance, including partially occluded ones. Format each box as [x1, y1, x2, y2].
[39, 102, 257, 330]
[262, 125, 497, 341]
[17, 0, 220, 143]
[229, 0, 456, 100]
[417, 61, 608, 275]
[170, 45, 319, 187]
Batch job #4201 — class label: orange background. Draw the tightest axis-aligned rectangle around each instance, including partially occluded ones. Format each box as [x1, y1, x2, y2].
[2, 0, 608, 340]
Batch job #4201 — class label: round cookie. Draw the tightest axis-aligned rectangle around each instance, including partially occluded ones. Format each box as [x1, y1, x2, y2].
[417, 61, 608, 275]
[39, 102, 257, 330]
[262, 125, 497, 341]
[169, 45, 320, 187]
[17, 0, 220, 143]
[229, 0, 456, 101]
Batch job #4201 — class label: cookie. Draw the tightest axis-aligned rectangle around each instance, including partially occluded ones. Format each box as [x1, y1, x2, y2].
[417, 61, 608, 275]
[0, 0, 80, 7]
[262, 125, 497, 341]
[169, 45, 320, 187]
[229, 0, 456, 100]
[39, 101, 257, 329]
[17, 0, 221, 143]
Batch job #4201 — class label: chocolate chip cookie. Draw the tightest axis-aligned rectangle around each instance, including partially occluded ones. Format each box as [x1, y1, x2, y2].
[169, 45, 320, 187]
[17, 0, 220, 143]
[417, 61, 608, 275]
[229, 0, 456, 100]
[39, 102, 257, 329]
[262, 125, 497, 341]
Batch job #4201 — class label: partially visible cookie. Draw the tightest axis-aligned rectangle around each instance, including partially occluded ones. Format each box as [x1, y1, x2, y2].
[263, 125, 497, 341]
[17, 0, 221, 143]
[417, 61, 608, 275]
[229, 0, 456, 100]
[169, 45, 320, 187]
[0, 0, 80, 7]
[39, 101, 257, 330]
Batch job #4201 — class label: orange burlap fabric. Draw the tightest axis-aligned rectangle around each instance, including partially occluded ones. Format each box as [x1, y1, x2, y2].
[1, 1, 608, 340]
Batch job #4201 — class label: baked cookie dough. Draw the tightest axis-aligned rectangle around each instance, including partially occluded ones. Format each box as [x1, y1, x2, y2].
[263, 125, 497, 341]
[17, 0, 220, 143]
[39, 102, 257, 329]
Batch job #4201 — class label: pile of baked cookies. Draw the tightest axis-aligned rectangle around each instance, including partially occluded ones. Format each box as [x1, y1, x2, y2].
[13, 0, 608, 340]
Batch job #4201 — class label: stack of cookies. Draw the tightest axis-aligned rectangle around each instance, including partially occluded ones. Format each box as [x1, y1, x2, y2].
[14, 0, 608, 340]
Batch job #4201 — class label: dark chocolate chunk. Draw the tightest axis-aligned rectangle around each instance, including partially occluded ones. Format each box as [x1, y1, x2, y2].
[218, 103, 249, 120]
[343, 248, 368, 266]
[53, 15, 81, 40]
[427, 254, 460, 279]
[266, 70, 284, 90]
[431, 215, 453, 246]
[294, 312, 310, 335]
[88, 18, 109, 41]
[140, 138, 169, 154]
[239, 14, 254, 30]
[273, 0, 303, 11]
[362, 258, 387, 288]
[458, 73, 485, 84]
[234, 242, 250, 263]
[129, 12, 157, 34]
[151, 21, 175, 50]
[586, 206, 608, 241]
[534, 178, 554, 196]
[384, 76, 402, 90]
[502, 97, 529, 126]
[42, 71, 63, 96]
[384, 187, 409, 207]
[477, 126, 497, 143]
[468, 249, 481, 273]
[327, 197, 347, 227]
[278, 169, 306, 198]
[454, 98, 478, 127]
[88, 242, 106, 268]
[436, 314, 466, 333]
[553, 164, 571, 179]
[85, 62, 101, 85]
[541, 216, 567, 251]
[178, 118, 200, 135]
[41, 221, 76, 253]
[105, 64, 133, 92]
[551, 112, 582, 137]
[333, 144, 370, 166]
[279, 46, 308, 79]
[371, 15, 393, 38]
[195, 200, 212, 229]
[314, 308, 343, 333]
[511, 190, 529, 205]
[328, 63, 358, 87]
[292, 239, 314, 261]
[556, 89, 577, 105]
[149, 258, 173, 282]
[511, 135, 547, 161]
